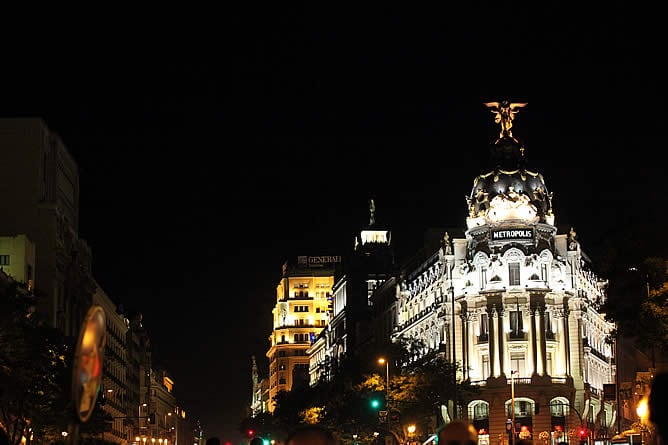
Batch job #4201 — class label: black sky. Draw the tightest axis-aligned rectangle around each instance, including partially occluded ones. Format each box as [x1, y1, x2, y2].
[1, 4, 664, 442]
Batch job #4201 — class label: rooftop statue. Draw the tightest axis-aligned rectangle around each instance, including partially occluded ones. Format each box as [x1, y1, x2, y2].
[369, 198, 376, 226]
[484, 100, 528, 139]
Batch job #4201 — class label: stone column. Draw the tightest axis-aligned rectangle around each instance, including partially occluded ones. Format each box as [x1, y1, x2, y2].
[538, 305, 548, 375]
[491, 305, 500, 377]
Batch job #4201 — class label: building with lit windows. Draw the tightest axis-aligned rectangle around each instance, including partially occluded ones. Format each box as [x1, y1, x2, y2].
[265, 256, 339, 412]
[389, 101, 617, 444]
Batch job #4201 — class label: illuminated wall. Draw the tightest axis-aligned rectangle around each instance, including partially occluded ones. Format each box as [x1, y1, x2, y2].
[265, 257, 336, 412]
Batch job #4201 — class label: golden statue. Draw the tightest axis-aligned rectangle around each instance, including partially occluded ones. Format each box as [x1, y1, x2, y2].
[483, 100, 528, 139]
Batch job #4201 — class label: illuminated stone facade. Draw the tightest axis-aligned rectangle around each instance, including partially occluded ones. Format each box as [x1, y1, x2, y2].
[392, 109, 617, 443]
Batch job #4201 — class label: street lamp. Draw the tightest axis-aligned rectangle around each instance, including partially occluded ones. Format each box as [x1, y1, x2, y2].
[637, 397, 649, 445]
[407, 424, 416, 445]
[378, 357, 390, 429]
[378, 358, 389, 396]
[506, 419, 513, 445]
[165, 412, 173, 437]
[139, 403, 148, 432]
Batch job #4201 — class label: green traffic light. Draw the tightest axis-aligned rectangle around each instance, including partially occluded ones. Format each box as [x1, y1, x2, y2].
[371, 399, 380, 408]
[262, 440, 270, 445]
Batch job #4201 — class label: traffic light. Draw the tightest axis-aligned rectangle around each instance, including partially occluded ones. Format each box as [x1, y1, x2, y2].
[368, 391, 385, 410]
[578, 427, 587, 445]
[148, 413, 156, 424]
[247, 430, 255, 438]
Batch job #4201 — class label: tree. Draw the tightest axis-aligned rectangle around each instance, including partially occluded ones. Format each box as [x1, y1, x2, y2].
[0, 279, 71, 445]
[602, 257, 668, 365]
[347, 338, 480, 441]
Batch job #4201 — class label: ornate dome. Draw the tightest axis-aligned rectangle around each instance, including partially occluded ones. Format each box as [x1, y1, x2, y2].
[466, 163, 554, 229]
[466, 101, 555, 229]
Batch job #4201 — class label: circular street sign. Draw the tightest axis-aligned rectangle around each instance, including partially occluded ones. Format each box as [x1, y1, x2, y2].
[72, 305, 106, 423]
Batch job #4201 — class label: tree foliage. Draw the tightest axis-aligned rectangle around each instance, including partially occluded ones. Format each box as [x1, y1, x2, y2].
[602, 257, 668, 360]
[248, 338, 478, 442]
[0, 280, 71, 445]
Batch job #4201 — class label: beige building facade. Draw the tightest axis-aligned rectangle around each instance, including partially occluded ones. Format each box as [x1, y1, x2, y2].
[265, 255, 339, 412]
[0, 234, 36, 287]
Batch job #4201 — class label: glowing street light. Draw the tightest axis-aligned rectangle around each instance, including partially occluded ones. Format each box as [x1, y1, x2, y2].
[637, 397, 649, 445]
[377, 358, 389, 398]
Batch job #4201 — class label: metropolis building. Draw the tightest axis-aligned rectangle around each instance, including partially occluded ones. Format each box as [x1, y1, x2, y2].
[386, 102, 616, 444]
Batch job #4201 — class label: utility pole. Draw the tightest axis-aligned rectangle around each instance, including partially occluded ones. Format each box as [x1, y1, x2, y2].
[615, 334, 621, 434]
[511, 370, 517, 445]
[449, 260, 457, 420]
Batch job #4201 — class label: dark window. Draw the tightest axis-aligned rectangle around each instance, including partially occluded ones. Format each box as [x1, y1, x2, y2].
[474, 403, 489, 420]
[0, 255, 9, 266]
[545, 312, 555, 340]
[479, 313, 489, 341]
[509, 262, 520, 285]
[541, 263, 548, 282]
[510, 310, 523, 338]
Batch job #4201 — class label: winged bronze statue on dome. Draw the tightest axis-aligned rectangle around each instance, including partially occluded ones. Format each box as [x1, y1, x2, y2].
[483, 100, 528, 140]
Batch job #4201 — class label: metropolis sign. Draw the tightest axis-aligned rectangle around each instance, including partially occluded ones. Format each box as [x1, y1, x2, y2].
[491, 228, 534, 241]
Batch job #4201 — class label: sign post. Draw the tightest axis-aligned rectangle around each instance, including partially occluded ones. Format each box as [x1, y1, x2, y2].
[69, 304, 107, 445]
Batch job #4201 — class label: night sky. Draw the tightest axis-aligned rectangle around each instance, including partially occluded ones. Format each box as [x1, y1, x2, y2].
[1, 4, 664, 442]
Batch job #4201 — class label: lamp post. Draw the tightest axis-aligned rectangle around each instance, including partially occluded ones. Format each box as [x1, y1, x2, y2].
[378, 358, 390, 432]
[139, 403, 148, 433]
[165, 412, 172, 438]
[447, 259, 457, 420]
[511, 370, 517, 445]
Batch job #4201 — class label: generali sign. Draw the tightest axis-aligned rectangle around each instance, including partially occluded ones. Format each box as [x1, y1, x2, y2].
[297, 255, 342, 265]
